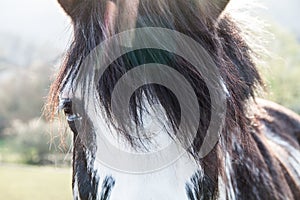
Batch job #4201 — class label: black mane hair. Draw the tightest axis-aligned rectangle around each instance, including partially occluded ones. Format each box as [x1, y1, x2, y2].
[46, 1, 300, 199]
[48, 0, 262, 142]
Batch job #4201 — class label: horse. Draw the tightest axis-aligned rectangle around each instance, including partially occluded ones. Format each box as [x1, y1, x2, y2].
[47, 0, 300, 199]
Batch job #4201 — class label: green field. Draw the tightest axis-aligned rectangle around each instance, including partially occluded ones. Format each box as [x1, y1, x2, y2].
[0, 165, 72, 200]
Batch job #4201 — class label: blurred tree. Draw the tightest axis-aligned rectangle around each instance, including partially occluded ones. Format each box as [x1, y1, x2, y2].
[0, 63, 52, 124]
[2, 118, 71, 165]
[261, 23, 300, 113]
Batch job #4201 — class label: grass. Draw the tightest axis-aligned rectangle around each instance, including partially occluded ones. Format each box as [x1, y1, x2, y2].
[0, 165, 72, 200]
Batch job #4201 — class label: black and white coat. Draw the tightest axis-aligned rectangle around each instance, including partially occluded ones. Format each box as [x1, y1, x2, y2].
[50, 0, 300, 199]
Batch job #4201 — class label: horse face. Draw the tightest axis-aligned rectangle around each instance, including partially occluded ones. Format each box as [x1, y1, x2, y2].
[53, 1, 300, 200]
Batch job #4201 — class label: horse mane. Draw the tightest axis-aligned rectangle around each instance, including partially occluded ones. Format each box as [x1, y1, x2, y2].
[47, 0, 262, 144]
[47, 1, 300, 199]
[44, 1, 300, 199]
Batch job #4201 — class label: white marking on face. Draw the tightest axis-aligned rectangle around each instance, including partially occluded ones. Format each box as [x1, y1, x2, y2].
[93, 152, 200, 200]
[83, 98, 201, 199]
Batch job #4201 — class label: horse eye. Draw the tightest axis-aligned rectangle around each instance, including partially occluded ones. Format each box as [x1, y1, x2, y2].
[58, 98, 73, 115]
[59, 98, 83, 122]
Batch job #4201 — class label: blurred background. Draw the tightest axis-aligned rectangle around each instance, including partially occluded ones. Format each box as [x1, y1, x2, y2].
[0, 0, 299, 199]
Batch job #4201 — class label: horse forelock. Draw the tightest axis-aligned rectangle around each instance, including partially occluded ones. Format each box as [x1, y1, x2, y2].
[49, 0, 262, 132]
[49, 0, 263, 170]
[46, 1, 285, 199]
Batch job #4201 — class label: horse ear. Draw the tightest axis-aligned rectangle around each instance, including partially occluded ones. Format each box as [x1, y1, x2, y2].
[58, 0, 79, 18]
[202, 0, 230, 20]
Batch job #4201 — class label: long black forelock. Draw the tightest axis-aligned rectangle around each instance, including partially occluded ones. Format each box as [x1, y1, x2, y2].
[57, 0, 262, 153]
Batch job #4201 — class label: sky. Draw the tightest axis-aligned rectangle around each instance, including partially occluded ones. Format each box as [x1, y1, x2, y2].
[263, 0, 300, 37]
[0, 0, 71, 51]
